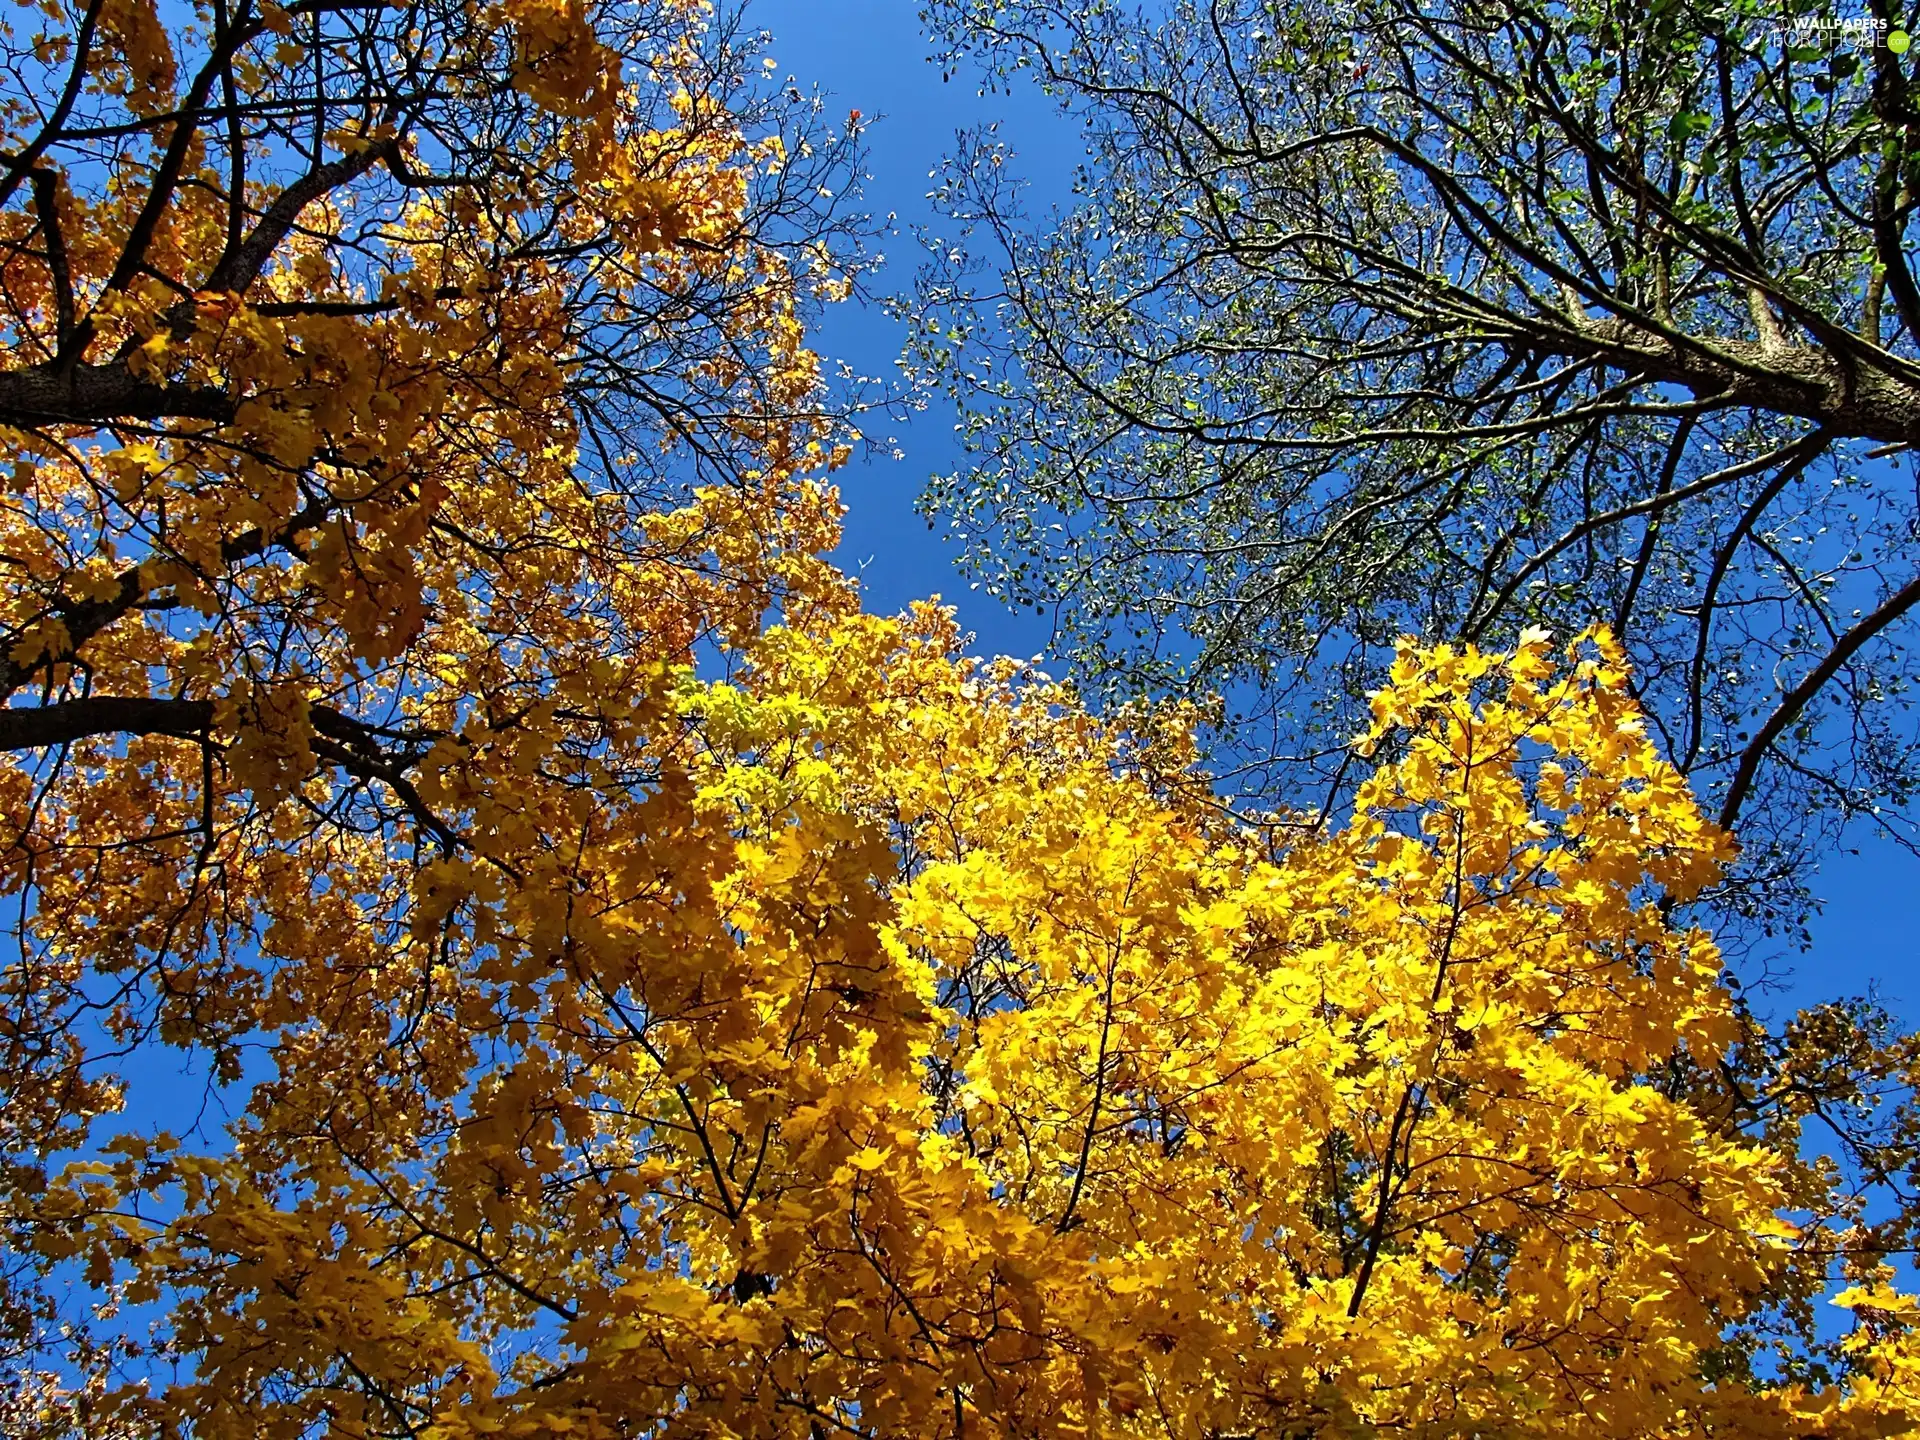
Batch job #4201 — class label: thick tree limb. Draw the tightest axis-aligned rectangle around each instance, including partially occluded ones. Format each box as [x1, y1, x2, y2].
[0, 695, 214, 749]
[0, 361, 236, 426]
[0, 693, 465, 855]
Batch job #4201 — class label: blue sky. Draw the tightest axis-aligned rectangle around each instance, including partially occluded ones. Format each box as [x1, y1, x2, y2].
[751, 0, 1920, 1024]
[749, 0, 1067, 659]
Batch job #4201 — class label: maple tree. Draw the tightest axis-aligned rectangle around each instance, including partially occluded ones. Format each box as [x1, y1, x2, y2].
[4, 0, 1920, 1435]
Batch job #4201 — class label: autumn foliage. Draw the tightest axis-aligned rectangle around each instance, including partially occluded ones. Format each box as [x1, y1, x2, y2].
[2, 0, 1920, 1435]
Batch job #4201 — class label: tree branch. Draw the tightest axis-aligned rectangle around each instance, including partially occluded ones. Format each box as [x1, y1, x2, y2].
[1718, 568, 1920, 830]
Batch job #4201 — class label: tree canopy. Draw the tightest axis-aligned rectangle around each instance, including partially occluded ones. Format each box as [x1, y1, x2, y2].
[909, 0, 1920, 927]
[21, 540, 1920, 1434]
[7, 0, 1920, 1434]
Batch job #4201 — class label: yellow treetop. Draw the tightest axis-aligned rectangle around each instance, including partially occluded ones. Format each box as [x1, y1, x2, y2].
[14, 591, 1920, 1436]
